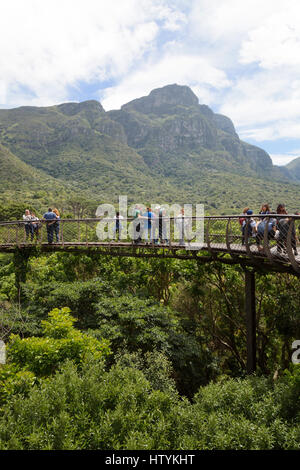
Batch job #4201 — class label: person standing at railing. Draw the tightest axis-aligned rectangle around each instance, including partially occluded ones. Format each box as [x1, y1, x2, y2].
[133, 205, 142, 244]
[23, 209, 34, 241]
[239, 208, 256, 245]
[52, 208, 60, 242]
[176, 208, 189, 246]
[152, 206, 161, 244]
[113, 212, 124, 241]
[159, 206, 169, 244]
[31, 212, 41, 240]
[258, 203, 271, 218]
[275, 204, 298, 256]
[43, 208, 57, 244]
[256, 211, 277, 251]
[142, 207, 155, 243]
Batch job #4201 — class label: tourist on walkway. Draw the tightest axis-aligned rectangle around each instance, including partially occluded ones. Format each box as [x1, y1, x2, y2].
[113, 212, 124, 241]
[43, 208, 57, 244]
[23, 209, 34, 241]
[152, 206, 161, 244]
[259, 203, 271, 218]
[176, 208, 188, 246]
[31, 212, 41, 240]
[256, 211, 277, 250]
[142, 207, 155, 243]
[133, 205, 142, 244]
[239, 208, 256, 245]
[158, 206, 169, 244]
[53, 208, 60, 242]
[275, 204, 298, 255]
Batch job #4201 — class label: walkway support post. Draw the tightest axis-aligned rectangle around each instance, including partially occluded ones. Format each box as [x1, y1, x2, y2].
[244, 268, 256, 374]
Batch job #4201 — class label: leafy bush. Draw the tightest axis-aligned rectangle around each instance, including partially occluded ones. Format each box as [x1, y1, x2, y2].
[6, 307, 111, 376]
[88, 295, 216, 395]
[0, 360, 299, 450]
[21, 278, 114, 324]
[0, 359, 181, 450]
[0, 364, 36, 406]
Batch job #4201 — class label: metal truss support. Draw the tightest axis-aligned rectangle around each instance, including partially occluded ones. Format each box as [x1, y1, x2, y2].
[244, 268, 256, 374]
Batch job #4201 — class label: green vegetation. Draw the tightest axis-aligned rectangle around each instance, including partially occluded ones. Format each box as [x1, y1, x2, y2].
[0, 251, 299, 449]
[0, 84, 299, 450]
[286, 156, 300, 181]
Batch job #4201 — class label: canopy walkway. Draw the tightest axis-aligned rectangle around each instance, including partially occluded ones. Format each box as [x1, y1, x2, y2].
[0, 214, 299, 275]
[1, 213, 299, 374]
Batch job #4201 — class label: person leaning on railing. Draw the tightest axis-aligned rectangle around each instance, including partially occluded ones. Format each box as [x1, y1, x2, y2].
[23, 209, 34, 241]
[52, 208, 60, 243]
[42, 208, 58, 244]
[275, 204, 298, 256]
[255, 211, 277, 251]
[30, 212, 41, 240]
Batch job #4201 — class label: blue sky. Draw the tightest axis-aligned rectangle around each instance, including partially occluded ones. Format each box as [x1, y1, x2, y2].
[1, 0, 300, 166]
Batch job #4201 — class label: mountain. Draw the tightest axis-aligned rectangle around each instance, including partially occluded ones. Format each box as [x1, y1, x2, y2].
[1, 83, 300, 214]
[286, 157, 300, 181]
[0, 143, 78, 208]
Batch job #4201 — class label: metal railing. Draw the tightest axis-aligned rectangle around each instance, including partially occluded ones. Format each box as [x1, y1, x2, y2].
[0, 214, 299, 272]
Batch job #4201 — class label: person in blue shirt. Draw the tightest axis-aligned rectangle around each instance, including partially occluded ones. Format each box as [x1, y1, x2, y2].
[142, 207, 155, 243]
[43, 208, 57, 244]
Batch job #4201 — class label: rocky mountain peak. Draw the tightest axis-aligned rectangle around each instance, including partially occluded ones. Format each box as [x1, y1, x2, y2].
[121, 84, 199, 114]
[57, 100, 104, 117]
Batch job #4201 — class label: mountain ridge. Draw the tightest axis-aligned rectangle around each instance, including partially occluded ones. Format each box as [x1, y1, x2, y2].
[1, 83, 300, 213]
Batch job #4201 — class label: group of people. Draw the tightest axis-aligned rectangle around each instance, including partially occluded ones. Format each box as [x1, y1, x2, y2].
[113, 206, 190, 245]
[239, 203, 299, 256]
[23, 208, 60, 244]
[22, 203, 299, 254]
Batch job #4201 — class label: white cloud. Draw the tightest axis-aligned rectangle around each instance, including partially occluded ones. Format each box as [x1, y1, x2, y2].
[0, 0, 186, 107]
[270, 153, 300, 166]
[101, 53, 230, 110]
[2, 0, 300, 166]
[240, 1, 300, 68]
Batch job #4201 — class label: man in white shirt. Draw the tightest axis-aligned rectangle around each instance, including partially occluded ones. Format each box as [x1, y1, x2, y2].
[23, 209, 34, 241]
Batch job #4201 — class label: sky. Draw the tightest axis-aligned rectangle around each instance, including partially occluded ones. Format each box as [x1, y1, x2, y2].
[1, 0, 300, 166]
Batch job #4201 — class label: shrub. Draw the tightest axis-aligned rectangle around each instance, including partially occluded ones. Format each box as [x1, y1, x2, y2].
[6, 307, 111, 376]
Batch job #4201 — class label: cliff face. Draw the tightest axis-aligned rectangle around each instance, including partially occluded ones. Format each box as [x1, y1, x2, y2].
[108, 84, 273, 177]
[0, 83, 295, 211]
[286, 157, 300, 181]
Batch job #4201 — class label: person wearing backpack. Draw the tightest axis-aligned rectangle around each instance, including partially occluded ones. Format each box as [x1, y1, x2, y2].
[240, 209, 256, 245]
[133, 205, 142, 244]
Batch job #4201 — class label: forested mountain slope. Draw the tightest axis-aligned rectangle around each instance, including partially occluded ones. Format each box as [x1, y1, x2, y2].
[1, 84, 299, 212]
